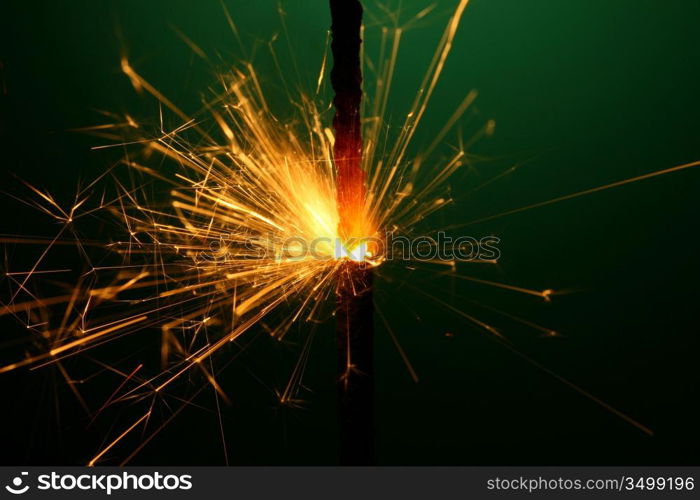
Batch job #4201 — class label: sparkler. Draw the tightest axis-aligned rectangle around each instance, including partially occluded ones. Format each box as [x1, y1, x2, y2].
[330, 0, 375, 465]
[1, 0, 698, 465]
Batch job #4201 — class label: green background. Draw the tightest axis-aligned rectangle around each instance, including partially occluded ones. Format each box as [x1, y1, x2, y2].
[1, 0, 698, 465]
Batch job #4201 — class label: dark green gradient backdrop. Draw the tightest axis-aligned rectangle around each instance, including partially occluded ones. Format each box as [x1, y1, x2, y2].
[0, 0, 698, 465]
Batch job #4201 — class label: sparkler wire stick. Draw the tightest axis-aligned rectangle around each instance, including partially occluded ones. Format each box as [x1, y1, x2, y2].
[330, 0, 375, 465]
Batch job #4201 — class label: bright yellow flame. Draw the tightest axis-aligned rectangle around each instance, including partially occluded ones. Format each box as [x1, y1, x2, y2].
[335, 239, 372, 263]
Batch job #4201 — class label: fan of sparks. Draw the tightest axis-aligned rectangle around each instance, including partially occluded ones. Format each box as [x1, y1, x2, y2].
[2, 0, 697, 464]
